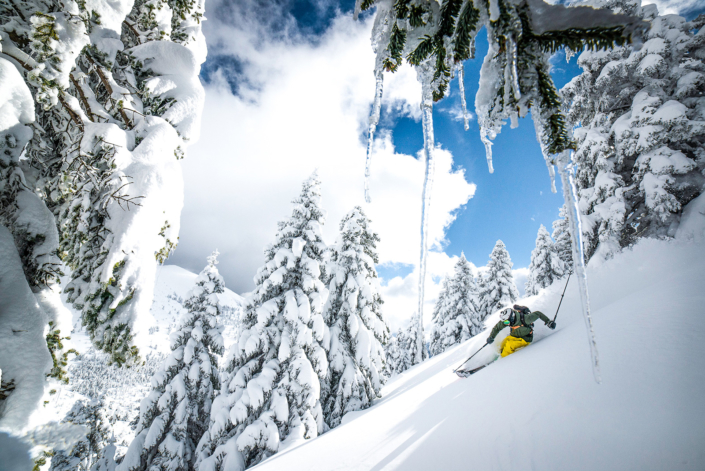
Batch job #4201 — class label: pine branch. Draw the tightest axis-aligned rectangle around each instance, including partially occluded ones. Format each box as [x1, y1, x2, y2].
[407, 35, 434, 66]
[453, 1, 480, 61]
[533, 26, 630, 54]
[70, 73, 95, 122]
[84, 55, 132, 127]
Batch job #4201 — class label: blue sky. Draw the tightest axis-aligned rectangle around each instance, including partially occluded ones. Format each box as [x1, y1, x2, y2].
[205, 0, 582, 276]
[174, 0, 701, 330]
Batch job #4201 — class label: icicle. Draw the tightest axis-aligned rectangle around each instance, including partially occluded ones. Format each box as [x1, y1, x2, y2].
[364, 68, 384, 204]
[546, 159, 557, 193]
[415, 74, 436, 366]
[557, 151, 601, 384]
[353, 0, 363, 20]
[533, 118, 557, 193]
[457, 64, 470, 131]
[480, 129, 495, 173]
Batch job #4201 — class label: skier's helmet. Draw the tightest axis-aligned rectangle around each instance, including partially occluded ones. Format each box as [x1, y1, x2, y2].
[501, 308, 515, 325]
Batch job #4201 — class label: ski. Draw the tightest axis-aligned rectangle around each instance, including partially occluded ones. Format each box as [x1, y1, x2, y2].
[455, 363, 490, 378]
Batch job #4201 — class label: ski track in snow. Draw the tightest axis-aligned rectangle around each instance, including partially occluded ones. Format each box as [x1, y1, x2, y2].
[255, 237, 705, 471]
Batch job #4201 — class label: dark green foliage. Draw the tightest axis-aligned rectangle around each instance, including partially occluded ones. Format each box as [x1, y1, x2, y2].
[452, 1, 480, 61]
[46, 322, 79, 384]
[366, 0, 641, 156]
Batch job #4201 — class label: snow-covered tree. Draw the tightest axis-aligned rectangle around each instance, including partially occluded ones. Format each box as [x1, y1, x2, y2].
[322, 206, 389, 428]
[478, 241, 519, 320]
[561, 0, 705, 260]
[428, 277, 450, 356]
[196, 173, 329, 471]
[49, 400, 111, 471]
[552, 204, 574, 270]
[0, 0, 207, 366]
[525, 225, 566, 296]
[403, 312, 428, 372]
[383, 330, 403, 376]
[117, 251, 225, 471]
[429, 254, 480, 356]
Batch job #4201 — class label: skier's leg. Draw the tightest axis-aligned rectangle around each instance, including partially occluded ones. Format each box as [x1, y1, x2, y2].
[501, 337, 530, 357]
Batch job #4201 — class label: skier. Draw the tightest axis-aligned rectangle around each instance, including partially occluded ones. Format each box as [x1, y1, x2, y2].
[487, 305, 556, 357]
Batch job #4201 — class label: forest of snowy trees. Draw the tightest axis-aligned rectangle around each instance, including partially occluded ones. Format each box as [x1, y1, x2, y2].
[0, 0, 702, 469]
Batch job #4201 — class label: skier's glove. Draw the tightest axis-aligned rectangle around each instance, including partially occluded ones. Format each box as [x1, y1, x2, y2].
[547, 321, 556, 330]
[487, 337, 494, 344]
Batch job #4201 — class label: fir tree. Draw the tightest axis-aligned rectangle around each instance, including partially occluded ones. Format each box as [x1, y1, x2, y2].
[118, 251, 225, 471]
[428, 277, 450, 357]
[49, 400, 111, 471]
[383, 330, 404, 376]
[196, 173, 329, 471]
[525, 225, 566, 296]
[429, 254, 479, 356]
[560, 0, 705, 260]
[322, 207, 389, 428]
[0, 0, 207, 366]
[398, 313, 428, 374]
[552, 204, 574, 271]
[478, 241, 519, 320]
[358, 0, 644, 157]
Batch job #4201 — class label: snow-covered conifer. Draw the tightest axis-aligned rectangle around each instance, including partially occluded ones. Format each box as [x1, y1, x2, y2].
[196, 173, 329, 471]
[117, 251, 225, 471]
[322, 207, 389, 428]
[478, 241, 519, 320]
[561, 0, 704, 260]
[428, 278, 450, 357]
[49, 400, 110, 471]
[0, 0, 207, 366]
[552, 205, 574, 271]
[525, 226, 566, 296]
[383, 330, 403, 377]
[429, 255, 479, 356]
[401, 313, 427, 372]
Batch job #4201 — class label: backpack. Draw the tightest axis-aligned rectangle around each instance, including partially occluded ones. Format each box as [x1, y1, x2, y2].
[507, 307, 534, 333]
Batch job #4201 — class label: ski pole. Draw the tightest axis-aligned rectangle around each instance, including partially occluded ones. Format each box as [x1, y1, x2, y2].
[553, 271, 572, 322]
[453, 342, 488, 373]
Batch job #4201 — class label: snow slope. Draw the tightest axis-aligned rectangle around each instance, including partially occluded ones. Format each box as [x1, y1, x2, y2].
[255, 236, 705, 471]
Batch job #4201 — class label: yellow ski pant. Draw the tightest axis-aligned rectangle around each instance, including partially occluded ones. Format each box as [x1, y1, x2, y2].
[500, 336, 530, 358]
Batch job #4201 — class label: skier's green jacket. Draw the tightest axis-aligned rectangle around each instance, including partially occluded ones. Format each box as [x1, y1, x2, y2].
[488, 310, 552, 343]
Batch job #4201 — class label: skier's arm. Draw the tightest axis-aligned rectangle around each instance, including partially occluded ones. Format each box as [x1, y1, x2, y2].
[533, 311, 551, 324]
[488, 321, 507, 341]
[532, 311, 556, 329]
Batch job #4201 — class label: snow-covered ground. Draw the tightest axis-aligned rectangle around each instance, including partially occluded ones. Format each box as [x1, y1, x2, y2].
[254, 235, 705, 471]
[34, 264, 242, 456]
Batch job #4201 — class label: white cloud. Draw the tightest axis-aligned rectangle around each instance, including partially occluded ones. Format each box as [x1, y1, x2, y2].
[169, 7, 476, 332]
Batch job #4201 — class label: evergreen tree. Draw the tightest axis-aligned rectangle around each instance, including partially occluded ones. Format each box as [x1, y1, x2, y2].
[478, 241, 519, 320]
[0, 0, 207, 365]
[196, 173, 329, 471]
[383, 329, 403, 377]
[49, 400, 110, 471]
[401, 312, 428, 373]
[358, 0, 645, 161]
[525, 225, 566, 296]
[552, 204, 574, 271]
[561, 0, 705, 260]
[322, 207, 389, 428]
[429, 254, 479, 356]
[118, 251, 225, 471]
[428, 277, 450, 357]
